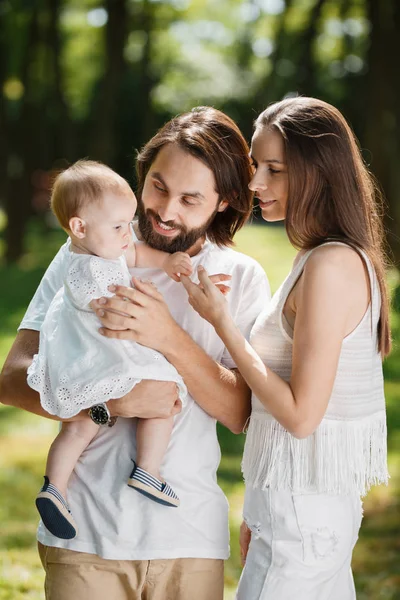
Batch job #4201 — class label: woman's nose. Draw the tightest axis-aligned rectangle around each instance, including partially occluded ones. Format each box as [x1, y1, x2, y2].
[248, 173, 268, 192]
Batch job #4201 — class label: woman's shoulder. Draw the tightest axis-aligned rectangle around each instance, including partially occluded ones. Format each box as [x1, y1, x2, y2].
[299, 244, 369, 308]
[304, 243, 367, 283]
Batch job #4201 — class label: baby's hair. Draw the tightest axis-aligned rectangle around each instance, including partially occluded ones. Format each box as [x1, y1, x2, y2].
[51, 159, 134, 231]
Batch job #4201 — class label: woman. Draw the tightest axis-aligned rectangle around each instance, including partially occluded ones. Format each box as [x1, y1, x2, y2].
[182, 97, 390, 599]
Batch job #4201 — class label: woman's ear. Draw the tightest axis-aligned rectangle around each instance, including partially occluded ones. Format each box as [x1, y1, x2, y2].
[217, 199, 229, 213]
[69, 216, 86, 238]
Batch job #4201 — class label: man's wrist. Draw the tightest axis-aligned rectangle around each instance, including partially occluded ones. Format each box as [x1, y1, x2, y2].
[88, 402, 117, 426]
[107, 398, 121, 418]
[161, 325, 191, 363]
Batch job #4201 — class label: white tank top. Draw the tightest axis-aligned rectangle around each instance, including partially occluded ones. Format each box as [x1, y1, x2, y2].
[242, 242, 388, 496]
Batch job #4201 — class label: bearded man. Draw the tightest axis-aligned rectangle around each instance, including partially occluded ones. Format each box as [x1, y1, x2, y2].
[0, 107, 270, 600]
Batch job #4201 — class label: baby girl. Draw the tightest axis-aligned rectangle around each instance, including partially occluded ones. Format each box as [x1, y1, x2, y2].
[28, 160, 193, 539]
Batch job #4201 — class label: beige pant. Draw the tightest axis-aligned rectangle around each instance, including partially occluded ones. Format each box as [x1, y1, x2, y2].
[38, 543, 224, 600]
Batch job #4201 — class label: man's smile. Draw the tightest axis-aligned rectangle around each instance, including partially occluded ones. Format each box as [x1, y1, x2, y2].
[151, 214, 180, 237]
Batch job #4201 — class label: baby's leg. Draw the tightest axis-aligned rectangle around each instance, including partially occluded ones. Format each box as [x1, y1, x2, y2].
[135, 416, 174, 480]
[128, 416, 180, 507]
[36, 419, 100, 539]
[46, 420, 100, 497]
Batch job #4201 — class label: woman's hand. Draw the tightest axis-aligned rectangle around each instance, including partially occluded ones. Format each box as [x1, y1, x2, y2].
[239, 520, 251, 566]
[180, 266, 231, 327]
[90, 278, 180, 354]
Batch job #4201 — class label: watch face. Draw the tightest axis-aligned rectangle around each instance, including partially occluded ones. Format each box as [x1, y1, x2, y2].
[90, 404, 109, 425]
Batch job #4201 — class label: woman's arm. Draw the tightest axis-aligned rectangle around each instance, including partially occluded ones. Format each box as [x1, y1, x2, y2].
[91, 278, 253, 433]
[182, 246, 370, 439]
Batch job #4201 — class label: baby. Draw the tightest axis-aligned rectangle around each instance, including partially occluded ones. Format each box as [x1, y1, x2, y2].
[27, 160, 194, 540]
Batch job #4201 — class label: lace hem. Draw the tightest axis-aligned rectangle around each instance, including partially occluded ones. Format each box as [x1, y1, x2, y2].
[242, 410, 389, 497]
[27, 354, 186, 418]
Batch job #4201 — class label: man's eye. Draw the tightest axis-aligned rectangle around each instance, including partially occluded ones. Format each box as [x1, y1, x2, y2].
[155, 183, 167, 193]
[182, 198, 196, 206]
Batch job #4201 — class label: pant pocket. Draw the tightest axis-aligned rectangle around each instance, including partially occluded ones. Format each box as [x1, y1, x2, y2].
[292, 493, 357, 567]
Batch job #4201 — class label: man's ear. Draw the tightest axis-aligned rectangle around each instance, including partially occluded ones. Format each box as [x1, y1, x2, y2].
[217, 199, 229, 213]
[69, 216, 86, 238]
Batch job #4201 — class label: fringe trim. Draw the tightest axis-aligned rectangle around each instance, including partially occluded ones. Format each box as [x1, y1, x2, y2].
[242, 411, 389, 497]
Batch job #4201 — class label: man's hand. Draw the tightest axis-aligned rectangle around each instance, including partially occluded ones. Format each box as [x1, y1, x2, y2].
[108, 380, 181, 419]
[90, 278, 180, 354]
[163, 252, 193, 282]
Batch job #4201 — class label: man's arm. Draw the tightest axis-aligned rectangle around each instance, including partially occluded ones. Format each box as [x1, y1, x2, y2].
[92, 278, 252, 434]
[0, 329, 181, 421]
[0, 330, 62, 419]
[161, 326, 251, 434]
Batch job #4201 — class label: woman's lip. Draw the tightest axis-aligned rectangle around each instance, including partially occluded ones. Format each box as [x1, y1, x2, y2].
[151, 215, 179, 237]
[258, 199, 276, 208]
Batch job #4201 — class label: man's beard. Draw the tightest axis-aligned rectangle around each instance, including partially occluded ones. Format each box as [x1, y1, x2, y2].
[137, 200, 219, 253]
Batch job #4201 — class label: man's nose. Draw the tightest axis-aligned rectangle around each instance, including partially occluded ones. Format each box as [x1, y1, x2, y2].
[157, 199, 178, 223]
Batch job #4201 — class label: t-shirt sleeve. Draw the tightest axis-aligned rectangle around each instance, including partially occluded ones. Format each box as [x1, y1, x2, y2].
[220, 262, 271, 370]
[18, 242, 69, 332]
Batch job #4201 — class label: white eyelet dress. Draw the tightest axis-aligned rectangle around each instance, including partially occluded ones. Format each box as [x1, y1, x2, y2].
[27, 245, 187, 418]
[236, 242, 388, 600]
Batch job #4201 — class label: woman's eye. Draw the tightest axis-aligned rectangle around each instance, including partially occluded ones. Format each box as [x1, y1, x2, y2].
[114, 225, 121, 230]
[269, 168, 280, 175]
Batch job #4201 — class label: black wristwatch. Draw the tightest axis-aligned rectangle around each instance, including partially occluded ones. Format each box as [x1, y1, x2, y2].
[88, 403, 117, 427]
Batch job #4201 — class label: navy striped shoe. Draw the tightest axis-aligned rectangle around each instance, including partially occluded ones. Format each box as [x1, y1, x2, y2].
[35, 477, 78, 539]
[127, 462, 180, 507]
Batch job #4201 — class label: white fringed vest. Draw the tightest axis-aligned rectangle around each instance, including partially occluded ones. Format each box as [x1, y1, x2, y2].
[242, 242, 388, 497]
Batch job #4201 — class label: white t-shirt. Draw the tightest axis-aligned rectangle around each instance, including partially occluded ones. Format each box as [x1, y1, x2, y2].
[19, 237, 270, 560]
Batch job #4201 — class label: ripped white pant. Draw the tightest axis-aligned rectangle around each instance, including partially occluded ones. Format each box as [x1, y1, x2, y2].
[236, 487, 363, 600]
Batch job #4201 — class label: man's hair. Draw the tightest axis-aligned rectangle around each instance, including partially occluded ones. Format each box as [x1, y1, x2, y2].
[51, 159, 134, 230]
[256, 96, 391, 356]
[136, 106, 253, 247]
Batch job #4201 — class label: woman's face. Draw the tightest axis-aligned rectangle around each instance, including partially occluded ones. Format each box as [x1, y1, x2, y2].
[249, 127, 288, 222]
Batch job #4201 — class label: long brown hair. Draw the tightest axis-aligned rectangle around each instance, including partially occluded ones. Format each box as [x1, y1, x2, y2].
[136, 106, 253, 247]
[256, 97, 391, 356]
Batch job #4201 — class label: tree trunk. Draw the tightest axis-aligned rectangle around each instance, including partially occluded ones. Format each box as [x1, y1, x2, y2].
[47, 0, 74, 161]
[88, 0, 128, 165]
[364, 0, 400, 267]
[4, 4, 40, 263]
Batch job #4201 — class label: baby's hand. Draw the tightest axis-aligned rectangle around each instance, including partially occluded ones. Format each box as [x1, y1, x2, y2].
[163, 252, 193, 282]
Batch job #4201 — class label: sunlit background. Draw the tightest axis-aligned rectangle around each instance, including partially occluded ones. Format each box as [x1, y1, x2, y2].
[1, 1, 399, 598]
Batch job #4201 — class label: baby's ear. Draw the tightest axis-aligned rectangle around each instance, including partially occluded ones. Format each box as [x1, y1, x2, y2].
[69, 216, 86, 238]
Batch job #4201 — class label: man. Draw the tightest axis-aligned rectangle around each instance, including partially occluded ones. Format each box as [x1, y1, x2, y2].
[0, 107, 270, 599]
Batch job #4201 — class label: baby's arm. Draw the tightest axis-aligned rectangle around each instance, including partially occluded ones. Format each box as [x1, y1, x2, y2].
[128, 241, 193, 282]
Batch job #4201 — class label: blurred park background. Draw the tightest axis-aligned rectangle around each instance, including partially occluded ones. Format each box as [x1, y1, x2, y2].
[1, 0, 400, 598]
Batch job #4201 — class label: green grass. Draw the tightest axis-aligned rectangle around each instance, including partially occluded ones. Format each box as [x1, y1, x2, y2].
[1, 222, 399, 599]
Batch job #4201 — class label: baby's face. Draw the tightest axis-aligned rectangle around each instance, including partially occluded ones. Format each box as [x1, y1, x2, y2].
[81, 192, 137, 260]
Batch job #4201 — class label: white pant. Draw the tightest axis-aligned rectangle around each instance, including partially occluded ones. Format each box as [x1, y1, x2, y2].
[236, 487, 363, 600]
